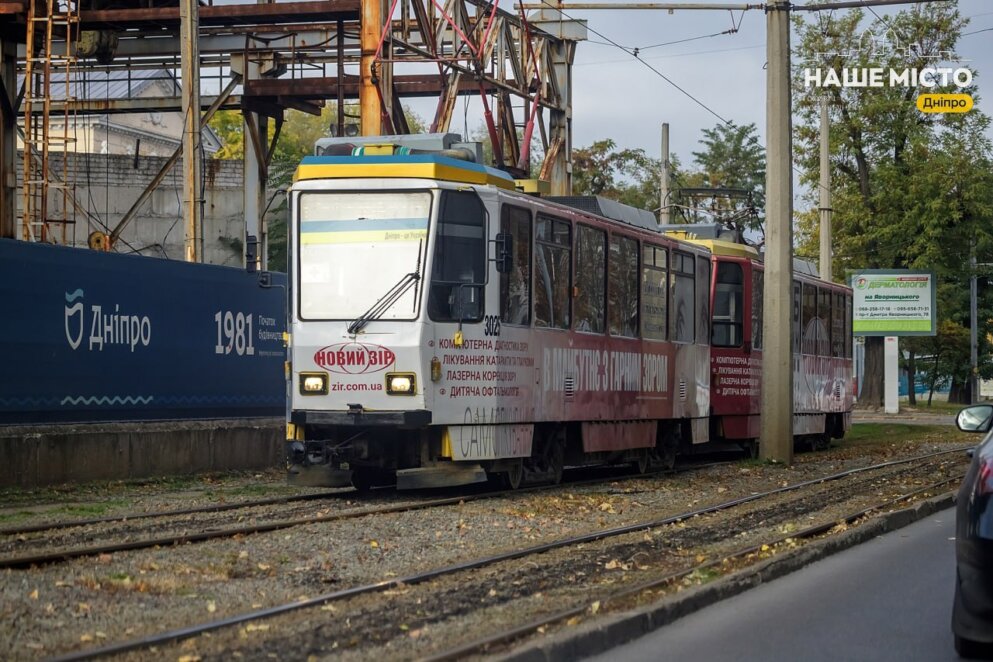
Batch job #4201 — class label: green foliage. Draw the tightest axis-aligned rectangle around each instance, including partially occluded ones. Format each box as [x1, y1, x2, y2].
[792, 6, 993, 404]
[903, 320, 971, 404]
[571, 139, 661, 212]
[685, 122, 766, 236]
[569, 126, 765, 235]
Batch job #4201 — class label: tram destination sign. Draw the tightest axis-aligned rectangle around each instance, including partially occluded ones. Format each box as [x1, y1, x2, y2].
[851, 270, 936, 337]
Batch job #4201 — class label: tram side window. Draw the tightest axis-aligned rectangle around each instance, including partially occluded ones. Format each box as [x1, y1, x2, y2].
[792, 281, 802, 354]
[609, 235, 639, 337]
[534, 216, 572, 329]
[845, 293, 853, 358]
[499, 205, 532, 326]
[752, 269, 763, 350]
[801, 283, 818, 355]
[670, 251, 695, 343]
[641, 244, 668, 341]
[696, 256, 711, 346]
[427, 190, 487, 323]
[575, 225, 606, 333]
[832, 291, 845, 358]
[712, 262, 743, 347]
[818, 288, 832, 356]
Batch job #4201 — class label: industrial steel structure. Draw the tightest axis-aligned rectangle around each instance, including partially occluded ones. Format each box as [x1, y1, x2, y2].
[1, 0, 586, 262]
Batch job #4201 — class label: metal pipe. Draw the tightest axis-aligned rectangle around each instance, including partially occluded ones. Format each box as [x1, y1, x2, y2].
[819, 96, 832, 281]
[180, 0, 202, 262]
[660, 122, 670, 225]
[517, 2, 762, 8]
[797, 0, 950, 11]
[360, 0, 382, 136]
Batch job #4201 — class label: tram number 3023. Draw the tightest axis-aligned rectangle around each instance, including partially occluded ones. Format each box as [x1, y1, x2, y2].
[484, 315, 501, 337]
[214, 310, 256, 356]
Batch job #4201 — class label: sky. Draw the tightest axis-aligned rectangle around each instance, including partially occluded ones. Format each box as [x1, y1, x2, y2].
[560, 0, 993, 176]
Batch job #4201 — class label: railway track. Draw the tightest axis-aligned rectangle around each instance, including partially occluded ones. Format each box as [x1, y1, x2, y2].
[0, 461, 724, 569]
[47, 446, 969, 661]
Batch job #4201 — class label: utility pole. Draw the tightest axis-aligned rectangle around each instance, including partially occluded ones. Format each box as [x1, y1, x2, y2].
[971, 247, 978, 403]
[180, 0, 201, 262]
[660, 122, 671, 225]
[819, 97, 832, 282]
[360, 0, 382, 136]
[760, 0, 793, 464]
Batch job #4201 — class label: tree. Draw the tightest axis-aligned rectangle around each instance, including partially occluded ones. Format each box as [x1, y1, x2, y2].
[792, 5, 993, 408]
[571, 139, 661, 212]
[904, 320, 970, 406]
[689, 122, 765, 237]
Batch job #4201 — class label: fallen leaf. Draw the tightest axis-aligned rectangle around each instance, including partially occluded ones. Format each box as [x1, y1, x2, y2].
[238, 551, 249, 559]
[97, 553, 113, 564]
[257, 563, 271, 571]
[370, 540, 379, 549]
[590, 601, 601, 614]
[207, 601, 216, 614]
[245, 623, 270, 633]
[488, 589, 497, 597]
[178, 656, 202, 662]
[29, 589, 38, 600]
[80, 634, 94, 643]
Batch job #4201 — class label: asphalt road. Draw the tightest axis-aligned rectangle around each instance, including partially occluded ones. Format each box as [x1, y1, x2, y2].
[586, 509, 965, 662]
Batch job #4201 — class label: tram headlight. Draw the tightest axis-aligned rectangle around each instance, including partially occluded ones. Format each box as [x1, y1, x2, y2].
[430, 357, 442, 382]
[386, 372, 416, 395]
[300, 372, 328, 395]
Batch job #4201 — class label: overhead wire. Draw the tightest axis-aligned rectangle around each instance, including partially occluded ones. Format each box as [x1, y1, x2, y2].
[536, 0, 737, 125]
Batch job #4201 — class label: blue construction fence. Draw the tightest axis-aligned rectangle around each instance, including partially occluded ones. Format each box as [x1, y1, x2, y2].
[0, 240, 287, 424]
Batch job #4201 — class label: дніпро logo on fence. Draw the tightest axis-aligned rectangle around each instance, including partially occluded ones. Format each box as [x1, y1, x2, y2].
[803, 27, 973, 114]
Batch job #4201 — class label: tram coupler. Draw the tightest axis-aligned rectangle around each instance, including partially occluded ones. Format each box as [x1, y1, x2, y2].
[285, 439, 353, 488]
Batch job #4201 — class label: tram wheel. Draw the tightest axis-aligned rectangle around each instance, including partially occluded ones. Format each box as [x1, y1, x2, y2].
[655, 426, 679, 470]
[630, 448, 650, 474]
[351, 469, 375, 492]
[548, 438, 565, 485]
[500, 459, 524, 490]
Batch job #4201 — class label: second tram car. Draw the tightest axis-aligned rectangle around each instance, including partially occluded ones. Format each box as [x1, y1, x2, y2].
[284, 136, 853, 490]
[665, 229, 854, 454]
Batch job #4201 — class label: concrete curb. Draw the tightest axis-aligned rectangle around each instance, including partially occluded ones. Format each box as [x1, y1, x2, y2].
[500, 492, 957, 662]
[0, 419, 284, 488]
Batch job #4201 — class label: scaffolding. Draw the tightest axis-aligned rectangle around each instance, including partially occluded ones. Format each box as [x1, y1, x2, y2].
[22, 0, 79, 244]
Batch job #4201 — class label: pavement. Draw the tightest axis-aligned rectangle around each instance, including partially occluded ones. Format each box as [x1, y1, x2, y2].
[852, 408, 956, 426]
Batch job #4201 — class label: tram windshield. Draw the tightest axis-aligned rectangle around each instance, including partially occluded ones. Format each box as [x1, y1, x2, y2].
[297, 191, 430, 320]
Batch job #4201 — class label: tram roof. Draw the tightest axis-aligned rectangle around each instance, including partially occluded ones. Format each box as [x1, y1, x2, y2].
[668, 236, 760, 260]
[294, 154, 517, 190]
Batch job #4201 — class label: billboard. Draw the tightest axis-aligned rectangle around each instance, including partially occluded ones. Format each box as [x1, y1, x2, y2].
[0, 240, 286, 424]
[851, 270, 936, 336]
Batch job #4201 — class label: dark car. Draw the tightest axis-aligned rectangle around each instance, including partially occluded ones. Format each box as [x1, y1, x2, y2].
[953, 404, 993, 657]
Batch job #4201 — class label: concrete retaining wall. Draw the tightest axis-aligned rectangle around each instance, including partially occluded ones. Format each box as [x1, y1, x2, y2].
[0, 419, 283, 488]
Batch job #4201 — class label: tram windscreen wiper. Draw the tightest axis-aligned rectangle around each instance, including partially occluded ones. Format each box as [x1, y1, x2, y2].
[347, 272, 420, 335]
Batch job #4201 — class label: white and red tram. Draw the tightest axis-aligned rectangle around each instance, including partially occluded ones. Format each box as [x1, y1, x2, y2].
[284, 137, 852, 490]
